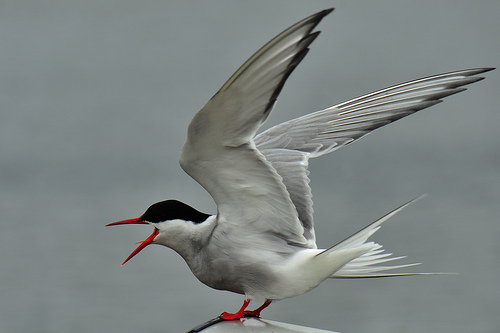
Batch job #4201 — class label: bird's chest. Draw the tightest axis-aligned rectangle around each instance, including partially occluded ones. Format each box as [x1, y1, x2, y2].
[188, 245, 278, 296]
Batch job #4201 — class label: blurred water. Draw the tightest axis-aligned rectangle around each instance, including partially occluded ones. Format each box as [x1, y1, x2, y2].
[1, 1, 499, 332]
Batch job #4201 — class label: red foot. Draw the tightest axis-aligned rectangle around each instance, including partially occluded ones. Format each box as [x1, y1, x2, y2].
[220, 312, 243, 320]
[220, 299, 250, 320]
[219, 299, 272, 320]
[243, 300, 272, 317]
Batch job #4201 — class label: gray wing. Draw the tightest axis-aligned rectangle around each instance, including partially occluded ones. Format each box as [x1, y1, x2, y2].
[255, 67, 494, 244]
[181, 9, 333, 249]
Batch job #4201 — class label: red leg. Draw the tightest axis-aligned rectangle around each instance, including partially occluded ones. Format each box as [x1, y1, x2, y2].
[220, 299, 250, 320]
[243, 300, 272, 317]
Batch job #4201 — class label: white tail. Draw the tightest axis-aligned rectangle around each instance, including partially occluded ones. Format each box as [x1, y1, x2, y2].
[318, 195, 431, 278]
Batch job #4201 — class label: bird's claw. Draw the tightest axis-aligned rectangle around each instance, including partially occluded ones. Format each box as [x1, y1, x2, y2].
[242, 310, 261, 317]
[219, 312, 243, 320]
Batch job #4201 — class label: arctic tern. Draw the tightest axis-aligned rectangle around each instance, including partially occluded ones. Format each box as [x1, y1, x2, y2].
[106, 8, 493, 320]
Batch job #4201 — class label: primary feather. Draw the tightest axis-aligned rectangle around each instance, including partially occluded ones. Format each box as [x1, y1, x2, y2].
[255, 68, 493, 247]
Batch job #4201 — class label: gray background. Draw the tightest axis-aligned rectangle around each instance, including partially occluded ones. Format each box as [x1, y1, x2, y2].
[1, 1, 499, 332]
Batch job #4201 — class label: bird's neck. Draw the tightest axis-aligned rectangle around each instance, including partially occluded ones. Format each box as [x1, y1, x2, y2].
[156, 216, 216, 262]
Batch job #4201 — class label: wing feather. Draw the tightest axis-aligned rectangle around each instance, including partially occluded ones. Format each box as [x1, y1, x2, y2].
[180, 9, 333, 248]
[256, 67, 494, 239]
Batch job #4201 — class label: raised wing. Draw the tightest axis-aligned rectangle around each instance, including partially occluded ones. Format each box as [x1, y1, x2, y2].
[180, 9, 333, 248]
[255, 67, 494, 241]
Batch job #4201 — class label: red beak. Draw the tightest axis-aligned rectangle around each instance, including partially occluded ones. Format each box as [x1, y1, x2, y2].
[106, 217, 147, 227]
[106, 218, 159, 265]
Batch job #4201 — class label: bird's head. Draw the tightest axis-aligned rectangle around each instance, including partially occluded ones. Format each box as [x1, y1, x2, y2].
[106, 200, 210, 265]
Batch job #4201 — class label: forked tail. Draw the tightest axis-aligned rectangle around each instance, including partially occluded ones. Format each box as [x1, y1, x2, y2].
[320, 195, 433, 278]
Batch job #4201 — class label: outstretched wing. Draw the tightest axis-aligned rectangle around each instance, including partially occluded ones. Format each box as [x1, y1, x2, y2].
[255, 67, 494, 244]
[180, 9, 333, 249]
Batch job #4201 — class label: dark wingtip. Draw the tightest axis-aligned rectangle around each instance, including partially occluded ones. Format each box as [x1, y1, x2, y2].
[481, 67, 495, 72]
[322, 8, 335, 15]
[298, 8, 334, 31]
[464, 67, 495, 76]
[310, 8, 334, 24]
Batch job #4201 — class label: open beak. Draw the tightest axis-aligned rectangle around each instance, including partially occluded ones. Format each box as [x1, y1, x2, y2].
[106, 218, 159, 265]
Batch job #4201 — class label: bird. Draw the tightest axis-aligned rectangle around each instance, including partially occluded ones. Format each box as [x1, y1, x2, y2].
[106, 8, 493, 320]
